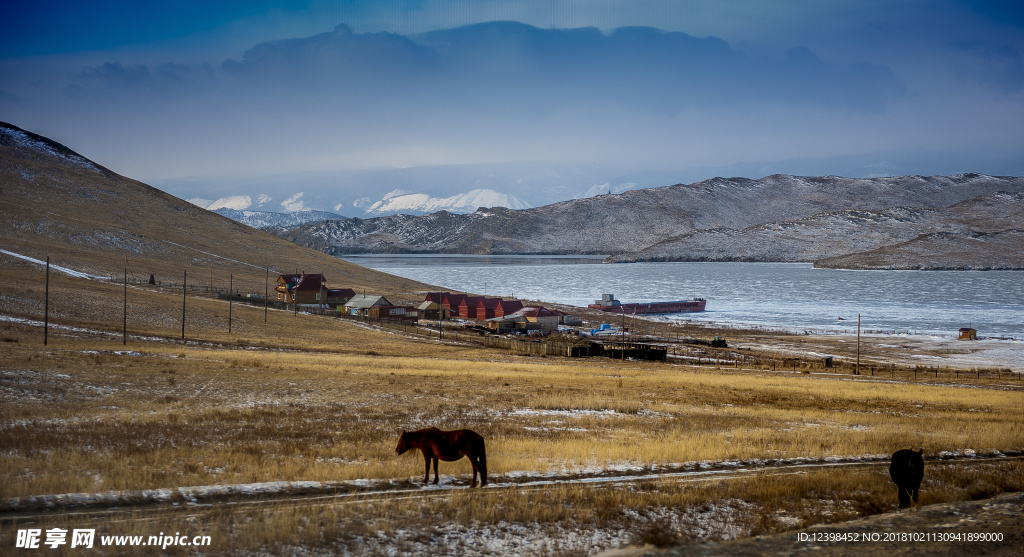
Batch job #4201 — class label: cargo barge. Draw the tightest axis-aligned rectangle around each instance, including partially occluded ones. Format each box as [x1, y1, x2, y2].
[588, 293, 706, 314]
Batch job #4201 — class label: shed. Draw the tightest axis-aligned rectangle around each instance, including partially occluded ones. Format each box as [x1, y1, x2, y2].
[958, 327, 977, 340]
[507, 306, 561, 333]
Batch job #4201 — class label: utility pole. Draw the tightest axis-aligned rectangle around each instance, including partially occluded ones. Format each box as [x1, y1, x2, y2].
[856, 314, 861, 375]
[123, 266, 128, 345]
[228, 273, 233, 333]
[181, 270, 187, 340]
[264, 267, 269, 322]
[319, 271, 325, 312]
[44, 256, 49, 346]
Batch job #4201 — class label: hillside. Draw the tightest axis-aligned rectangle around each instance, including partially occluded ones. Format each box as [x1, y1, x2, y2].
[0, 121, 435, 327]
[275, 174, 1024, 269]
[611, 191, 1024, 268]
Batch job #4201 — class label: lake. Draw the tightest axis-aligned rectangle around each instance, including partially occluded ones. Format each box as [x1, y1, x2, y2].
[341, 256, 1024, 339]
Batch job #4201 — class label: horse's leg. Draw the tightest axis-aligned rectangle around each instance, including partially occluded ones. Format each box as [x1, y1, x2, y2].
[897, 485, 911, 509]
[422, 453, 431, 484]
[479, 444, 487, 487]
[469, 456, 479, 488]
[432, 457, 439, 484]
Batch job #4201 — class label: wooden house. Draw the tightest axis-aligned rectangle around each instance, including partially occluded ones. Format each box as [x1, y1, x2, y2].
[276, 274, 301, 303]
[276, 272, 328, 305]
[343, 294, 392, 316]
[958, 327, 978, 340]
[368, 305, 419, 322]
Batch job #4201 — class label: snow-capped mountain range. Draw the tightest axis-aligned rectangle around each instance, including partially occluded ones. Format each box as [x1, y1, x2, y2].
[187, 187, 535, 229]
[365, 188, 531, 215]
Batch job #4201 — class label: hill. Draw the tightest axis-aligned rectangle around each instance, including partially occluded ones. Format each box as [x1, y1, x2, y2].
[0, 121, 435, 334]
[275, 174, 1024, 269]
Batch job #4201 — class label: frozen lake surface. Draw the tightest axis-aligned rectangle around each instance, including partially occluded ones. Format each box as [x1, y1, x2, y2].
[342, 256, 1024, 339]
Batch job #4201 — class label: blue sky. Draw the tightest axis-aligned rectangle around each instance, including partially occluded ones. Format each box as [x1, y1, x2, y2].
[2, 1, 1023, 213]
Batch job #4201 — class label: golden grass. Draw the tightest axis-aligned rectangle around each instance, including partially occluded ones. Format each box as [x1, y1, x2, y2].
[2, 329, 1021, 500]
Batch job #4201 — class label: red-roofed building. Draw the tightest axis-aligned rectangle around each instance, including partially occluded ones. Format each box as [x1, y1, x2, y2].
[493, 299, 524, 319]
[474, 298, 504, 320]
[440, 293, 466, 315]
[423, 292, 447, 304]
[458, 296, 484, 319]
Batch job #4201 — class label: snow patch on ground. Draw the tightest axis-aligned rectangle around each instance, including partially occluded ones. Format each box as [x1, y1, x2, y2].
[1, 249, 109, 280]
[2, 127, 99, 172]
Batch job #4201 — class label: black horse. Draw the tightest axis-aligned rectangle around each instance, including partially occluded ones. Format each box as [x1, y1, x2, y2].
[889, 448, 924, 508]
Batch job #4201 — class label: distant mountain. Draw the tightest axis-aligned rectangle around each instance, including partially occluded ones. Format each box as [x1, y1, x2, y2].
[364, 188, 531, 216]
[211, 208, 346, 229]
[275, 174, 1024, 269]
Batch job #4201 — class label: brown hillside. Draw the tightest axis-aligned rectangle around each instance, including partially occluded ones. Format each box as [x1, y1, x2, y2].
[0, 122, 437, 333]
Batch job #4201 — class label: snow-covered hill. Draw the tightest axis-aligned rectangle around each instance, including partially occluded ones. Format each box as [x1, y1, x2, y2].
[212, 208, 346, 230]
[275, 174, 1024, 269]
[364, 188, 531, 216]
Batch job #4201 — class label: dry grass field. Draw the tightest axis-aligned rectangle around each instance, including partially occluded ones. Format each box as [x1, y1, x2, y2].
[1, 295, 1022, 554]
[2, 128, 1022, 554]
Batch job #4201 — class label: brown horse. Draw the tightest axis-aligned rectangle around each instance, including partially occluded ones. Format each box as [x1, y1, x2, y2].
[396, 427, 488, 487]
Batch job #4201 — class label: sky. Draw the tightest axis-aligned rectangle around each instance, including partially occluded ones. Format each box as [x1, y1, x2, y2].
[2, 0, 1023, 214]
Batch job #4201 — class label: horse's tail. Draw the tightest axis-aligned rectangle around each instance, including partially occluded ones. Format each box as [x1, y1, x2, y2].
[478, 435, 488, 486]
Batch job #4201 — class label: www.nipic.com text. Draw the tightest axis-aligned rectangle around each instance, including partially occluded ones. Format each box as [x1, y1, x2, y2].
[15, 529, 212, 550]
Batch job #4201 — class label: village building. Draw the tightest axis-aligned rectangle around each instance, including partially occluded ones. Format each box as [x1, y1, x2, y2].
[508, 306, 562, 333]
[417, 300, 451, 320]
[479, 298, 524, 320]
[325, 288, 356, 309]
[440, 293, 467, 316]
[485, 305, 562, 334]
[958, 327, 978, 340]
[423, 292, 446, 304]
[368, 304, 419, 322]
[458, 296, 485, 320]
[276, 272, 331, 305]
[343, 294, 392, 317]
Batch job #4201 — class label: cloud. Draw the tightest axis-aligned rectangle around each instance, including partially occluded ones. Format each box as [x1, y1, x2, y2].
[280, 192, 307, 212]
[2, 6, 1021, 199]
[208, 22, 903, 113]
